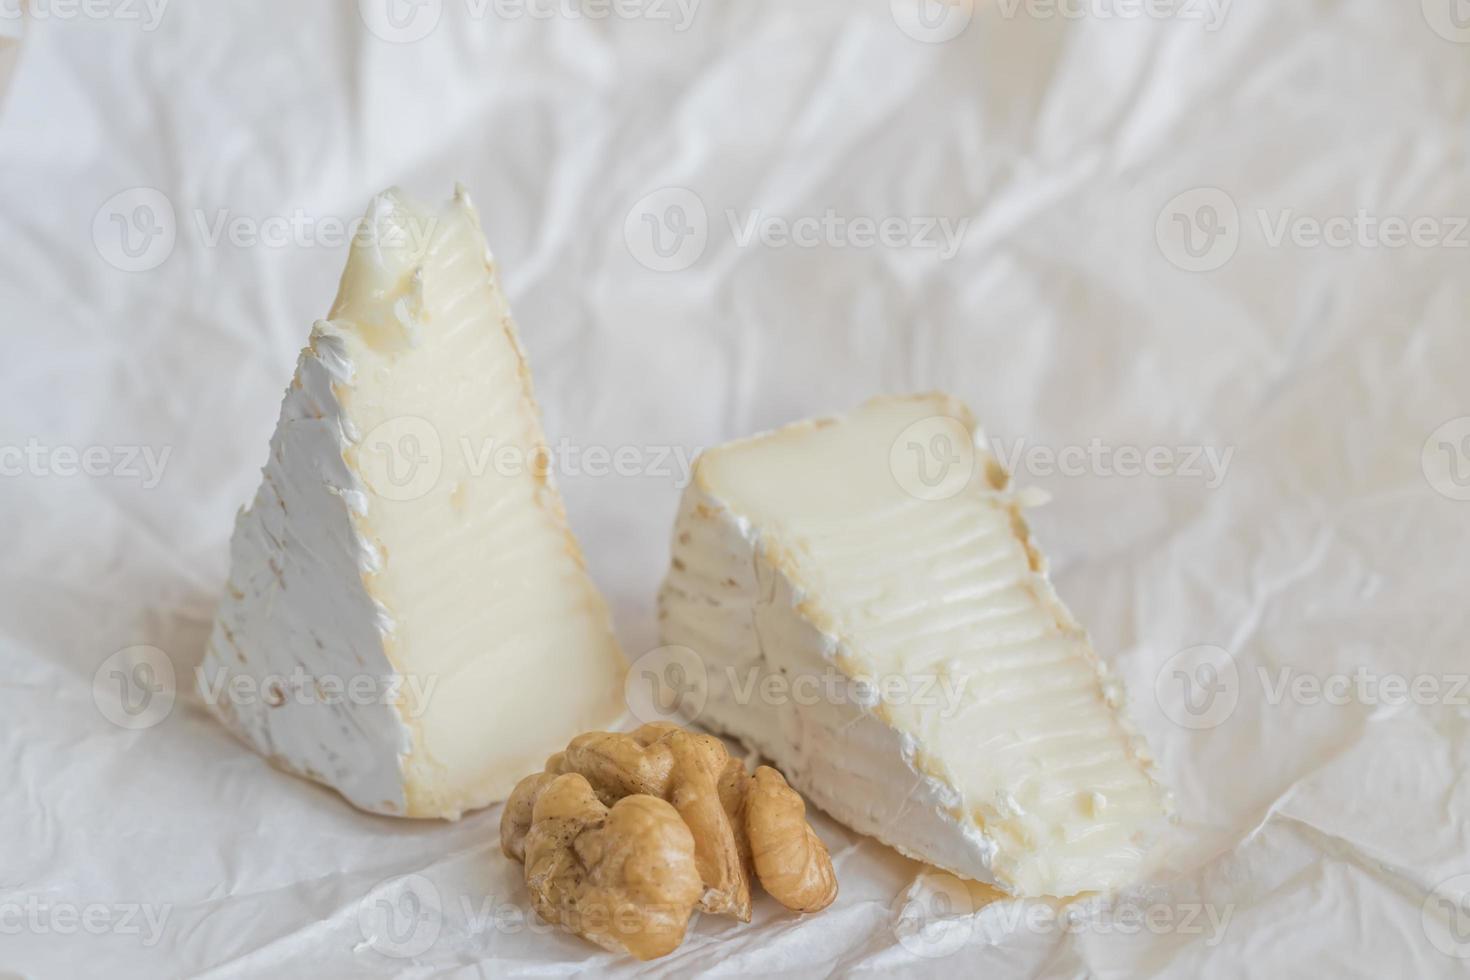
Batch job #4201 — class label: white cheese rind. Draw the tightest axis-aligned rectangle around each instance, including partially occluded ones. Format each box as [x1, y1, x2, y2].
[203, 186, 626, 819]
[206, 323, 410, 816]
[658, 394, 1170, 897]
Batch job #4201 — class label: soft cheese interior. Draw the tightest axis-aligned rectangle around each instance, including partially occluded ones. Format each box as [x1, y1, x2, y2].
[659, 394, 1169, 896]
[204, 187, 626, 819]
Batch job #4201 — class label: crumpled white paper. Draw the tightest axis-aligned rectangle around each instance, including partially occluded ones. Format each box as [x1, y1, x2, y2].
[2, 1, 1468, 976]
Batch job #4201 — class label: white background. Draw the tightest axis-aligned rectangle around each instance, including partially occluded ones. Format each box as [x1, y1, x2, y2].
[1, 0, 1469, 976]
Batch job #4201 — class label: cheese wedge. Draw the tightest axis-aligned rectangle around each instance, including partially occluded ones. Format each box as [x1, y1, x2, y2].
[658, 394, 1169, 896]
[203, 186, 626, 819]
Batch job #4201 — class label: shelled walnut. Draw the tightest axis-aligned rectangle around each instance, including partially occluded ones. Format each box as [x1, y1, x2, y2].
[501, 723, 838, 960]
[520, 773, 703, 960]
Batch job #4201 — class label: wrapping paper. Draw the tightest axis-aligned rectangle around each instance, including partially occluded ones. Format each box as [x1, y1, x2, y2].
[2, 1, 1468, 976]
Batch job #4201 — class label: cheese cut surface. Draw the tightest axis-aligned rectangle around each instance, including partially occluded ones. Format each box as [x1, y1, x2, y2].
[203, 186, 626, 819]
[658, 394, 1169, 897]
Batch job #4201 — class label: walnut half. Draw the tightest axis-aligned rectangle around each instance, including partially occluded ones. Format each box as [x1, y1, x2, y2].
[520, 772, 704, 961]
[746, 766, 838, 913]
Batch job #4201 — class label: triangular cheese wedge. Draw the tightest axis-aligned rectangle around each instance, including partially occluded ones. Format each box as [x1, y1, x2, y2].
[204, 186, 626, 819]
[658, 394, 1169, 896]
